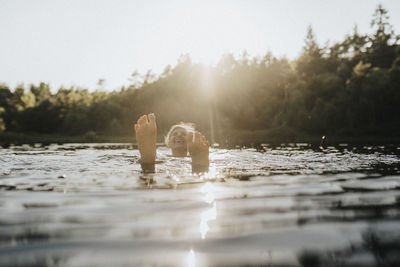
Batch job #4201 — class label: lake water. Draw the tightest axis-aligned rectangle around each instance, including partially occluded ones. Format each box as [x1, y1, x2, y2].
[1, 143, 400, 267]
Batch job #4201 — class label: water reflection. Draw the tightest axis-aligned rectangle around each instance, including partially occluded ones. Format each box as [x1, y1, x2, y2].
[297, 228, 400, 267]
[199, 182, 218, 239]
[200, 202, 217, 239]
[1, 144, 400, 266]
[200, 165, 223, 181]
[200, 182, 216, 203]
[186, 249, 196, 267]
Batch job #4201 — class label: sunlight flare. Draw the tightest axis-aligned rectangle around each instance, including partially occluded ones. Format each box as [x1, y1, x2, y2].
[186, 249, 196, 267]
[201, 166, 221, 181]
[200, 182, 217, 203]
[200, 202, 217, 239]
[199, 182, 218, 239]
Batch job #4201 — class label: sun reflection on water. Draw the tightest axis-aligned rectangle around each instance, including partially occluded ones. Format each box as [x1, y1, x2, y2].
[200, 181, 216, 203]
[200, 166, 221, 180]
[186, 249, 196, 267]
[200, 202, 217, 239]
[199, 182, 218, 239]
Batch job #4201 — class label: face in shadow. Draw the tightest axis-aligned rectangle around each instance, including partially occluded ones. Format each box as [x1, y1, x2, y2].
[168, 126, 189, 157]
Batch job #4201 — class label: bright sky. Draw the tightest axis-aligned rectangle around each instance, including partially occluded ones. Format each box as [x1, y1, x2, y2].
[1, 0, 399, 91]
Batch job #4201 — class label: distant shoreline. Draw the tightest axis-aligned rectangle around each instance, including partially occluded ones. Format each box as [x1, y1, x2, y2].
[1, 131, 399, 147]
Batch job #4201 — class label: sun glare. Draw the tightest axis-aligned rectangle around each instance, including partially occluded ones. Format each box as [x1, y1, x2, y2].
[199, 182, 218, 239]
[200, 202, 217, 239]
[200, 182, 216, 203]
[186, 249, 196, 267]
[159, 1, 259, 66]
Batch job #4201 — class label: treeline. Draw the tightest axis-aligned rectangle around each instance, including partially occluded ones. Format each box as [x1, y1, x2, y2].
[1, 5, 399, 144]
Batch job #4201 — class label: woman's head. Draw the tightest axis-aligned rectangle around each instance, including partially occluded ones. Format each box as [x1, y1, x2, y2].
[165, 123, 195, 157]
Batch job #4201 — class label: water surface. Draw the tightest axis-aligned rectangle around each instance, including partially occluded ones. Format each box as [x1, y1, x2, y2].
[1, 143, 400, 266]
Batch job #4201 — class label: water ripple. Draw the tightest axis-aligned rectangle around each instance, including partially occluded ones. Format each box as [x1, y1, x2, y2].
[1, 143, 400, 266]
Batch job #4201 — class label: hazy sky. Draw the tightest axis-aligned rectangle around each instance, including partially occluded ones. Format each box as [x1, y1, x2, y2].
[1, 0, 399, 91]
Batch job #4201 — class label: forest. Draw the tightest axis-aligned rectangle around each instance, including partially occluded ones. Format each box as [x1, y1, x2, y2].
[1, 5, 399, 145]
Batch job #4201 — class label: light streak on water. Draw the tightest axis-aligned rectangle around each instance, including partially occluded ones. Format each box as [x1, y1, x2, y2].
[186, 249, 195, 267]
[199, 182, 218, 239]
[200, 202, 217, 239]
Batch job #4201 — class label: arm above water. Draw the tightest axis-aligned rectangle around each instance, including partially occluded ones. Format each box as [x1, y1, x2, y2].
[134, 113, 157, 173]
[187, 131, 210, 173]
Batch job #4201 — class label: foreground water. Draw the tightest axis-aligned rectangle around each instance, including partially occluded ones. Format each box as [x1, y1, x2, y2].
[1, 143, 400, 267]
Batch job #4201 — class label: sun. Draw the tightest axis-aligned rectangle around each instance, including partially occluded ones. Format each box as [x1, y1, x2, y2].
[151, 1, 259, 67]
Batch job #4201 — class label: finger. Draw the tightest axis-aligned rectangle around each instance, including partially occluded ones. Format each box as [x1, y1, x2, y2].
[148, 113, 156, 125]
[134, 123, 138, 132]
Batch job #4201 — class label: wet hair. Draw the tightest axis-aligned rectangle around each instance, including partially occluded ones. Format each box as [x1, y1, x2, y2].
[164, 122, 195, 147]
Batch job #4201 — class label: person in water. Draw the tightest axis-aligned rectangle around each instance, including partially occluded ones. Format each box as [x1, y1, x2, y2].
[134, 113, 210, 173]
